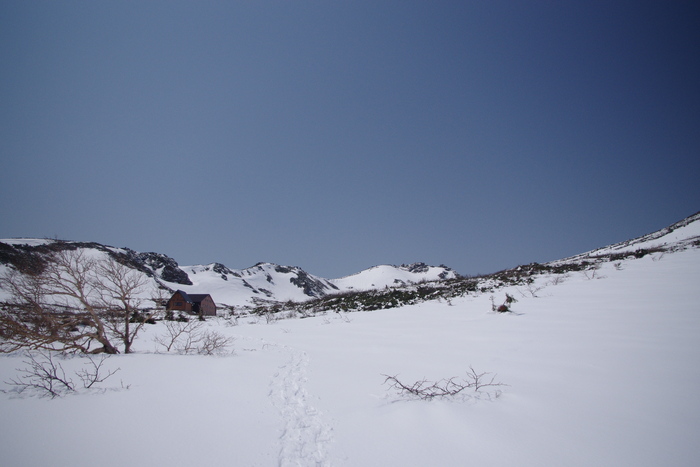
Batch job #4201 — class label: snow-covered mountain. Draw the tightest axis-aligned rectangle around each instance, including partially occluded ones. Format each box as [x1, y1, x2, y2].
[175, 262, 339, 308]
[1, 211, 697, 309]
[0, 239, 455, 308]
[158, 261, 456, 308]
[330, 263, 456, 291]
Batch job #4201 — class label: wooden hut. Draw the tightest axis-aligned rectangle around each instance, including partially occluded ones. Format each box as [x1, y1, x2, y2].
[166, 290, 217, 316]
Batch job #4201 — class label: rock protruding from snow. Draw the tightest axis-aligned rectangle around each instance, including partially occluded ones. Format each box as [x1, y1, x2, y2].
[129, 251, 192, 285]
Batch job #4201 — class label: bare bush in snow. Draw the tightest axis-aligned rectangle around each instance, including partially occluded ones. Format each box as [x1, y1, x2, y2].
[153, 319, 203, 353]
[519, 280, 545, 298]
[3, 350, 120, 398]
[196, 330, 234, 356]
[153, 320, 233, 355]
[383, 366, 506, 401]
[549, 274, 569, 285]
[582, 264, 605, 280]
[74, 354, 120, 389]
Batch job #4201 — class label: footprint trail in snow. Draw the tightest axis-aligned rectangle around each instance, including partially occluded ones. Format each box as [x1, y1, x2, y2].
[269, 345, 333, 467]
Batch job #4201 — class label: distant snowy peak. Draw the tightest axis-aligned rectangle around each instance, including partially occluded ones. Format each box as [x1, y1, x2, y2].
[177, 261, 339, 307]
[184, 262, 337, 293]
[175, 261, 456, 306]
[330, 262, 457, 291]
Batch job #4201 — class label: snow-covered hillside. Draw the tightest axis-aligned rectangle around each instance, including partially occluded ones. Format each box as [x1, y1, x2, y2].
[0, 240, 458, 308]
[1, 214, 698, 466]
[557, 211, 700, 261]
[175, 262, 339, 307]
[329, 262, 456, 291]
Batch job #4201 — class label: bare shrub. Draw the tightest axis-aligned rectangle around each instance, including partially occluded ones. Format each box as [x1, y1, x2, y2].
[383, 366, 506, 401]
[153, 319, 203, 353]
[196, 330, 234, 356]
[521, 280, 545, 298]
[582, 264, 605, 280]
[153, 320, 233, 355]
[336, 312, 352, 323]
[74, 354, 120, 389]
[549, 274, 569, 285]
[3, 350, 120, 398]
[652, 252, 666, 262]
[224, 314, 239, 327]
[264, 311, 278, 324]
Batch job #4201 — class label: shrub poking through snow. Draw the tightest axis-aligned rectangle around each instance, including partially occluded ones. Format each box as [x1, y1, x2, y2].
[491, 293, 517, 312]
[153, 320, 234, 355]
[2, 350, 121, 398]
[383, 366, 506, 401]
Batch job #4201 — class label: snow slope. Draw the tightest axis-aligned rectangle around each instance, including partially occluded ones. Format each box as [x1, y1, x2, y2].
[329, 263, 456, 291]
[1, 228, 698, 466]
[173, 262, 338, 308]
[558, 211, 700, 260]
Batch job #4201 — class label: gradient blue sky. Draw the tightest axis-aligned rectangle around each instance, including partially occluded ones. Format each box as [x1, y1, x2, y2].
[1, 1, 699, 278]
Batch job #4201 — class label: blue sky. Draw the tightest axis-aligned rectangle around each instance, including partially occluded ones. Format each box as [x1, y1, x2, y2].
[1, 1, 698, 278]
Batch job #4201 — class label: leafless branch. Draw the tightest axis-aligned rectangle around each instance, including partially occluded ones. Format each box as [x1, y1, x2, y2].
[383, 366, 506, 400]
[75, 354, 120, 389]
[3, 351, 123, 398]
[5, 350, 75, 398]
[153, 320, 233, 355]
[196, 330, 234, 356]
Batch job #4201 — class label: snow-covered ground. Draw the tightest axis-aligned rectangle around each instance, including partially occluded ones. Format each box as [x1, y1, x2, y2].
[1, 243, 698, 466]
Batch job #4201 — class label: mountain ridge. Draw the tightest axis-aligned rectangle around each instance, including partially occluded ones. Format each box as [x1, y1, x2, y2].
[1, 211, 698, 309]
[0, 240, 456, 307]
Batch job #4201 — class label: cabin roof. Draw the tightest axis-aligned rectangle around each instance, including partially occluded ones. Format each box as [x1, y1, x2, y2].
[174, 290, 211, 304]
[188, 294, 211, 303]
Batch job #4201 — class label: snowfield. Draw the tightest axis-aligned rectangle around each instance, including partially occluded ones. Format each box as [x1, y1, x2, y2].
[1, 234, 699, 465]
[329, 263, 456, 291]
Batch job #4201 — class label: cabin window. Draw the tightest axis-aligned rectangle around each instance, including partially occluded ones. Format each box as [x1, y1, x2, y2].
[175, 302, 183, 306]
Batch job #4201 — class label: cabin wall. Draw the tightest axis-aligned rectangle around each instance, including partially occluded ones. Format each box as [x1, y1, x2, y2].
[199, 296, 217, 316]
[166, 292, 193, 312]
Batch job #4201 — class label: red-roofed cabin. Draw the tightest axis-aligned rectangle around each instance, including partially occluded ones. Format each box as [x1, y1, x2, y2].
[166, 290, 217, 317]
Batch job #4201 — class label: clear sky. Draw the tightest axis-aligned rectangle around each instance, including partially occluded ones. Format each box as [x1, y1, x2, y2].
[1, 1, 699, 279]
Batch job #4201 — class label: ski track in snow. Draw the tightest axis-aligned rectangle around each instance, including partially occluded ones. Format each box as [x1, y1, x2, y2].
[265, 341, 333, 467]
